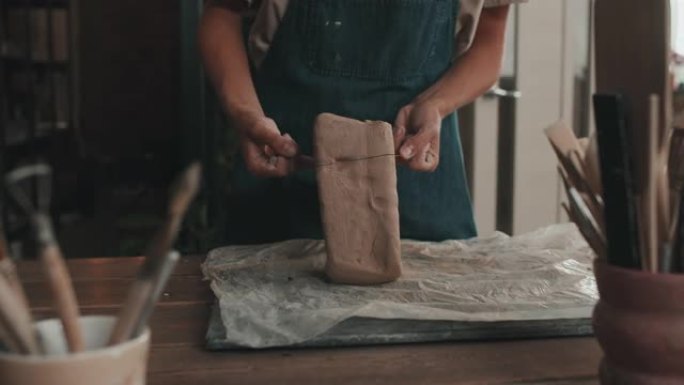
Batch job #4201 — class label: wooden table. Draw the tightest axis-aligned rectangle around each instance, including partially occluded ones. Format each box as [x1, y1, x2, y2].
[19, 255, 602, 384]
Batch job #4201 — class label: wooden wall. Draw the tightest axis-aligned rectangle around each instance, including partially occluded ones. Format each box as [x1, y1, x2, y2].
[77, 0, 180, 161]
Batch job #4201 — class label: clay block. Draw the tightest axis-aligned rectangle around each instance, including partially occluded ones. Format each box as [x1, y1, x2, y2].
[314, 113, 402, 285]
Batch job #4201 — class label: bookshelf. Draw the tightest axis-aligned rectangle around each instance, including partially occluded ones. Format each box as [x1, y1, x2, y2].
[0, 0, 77, 250]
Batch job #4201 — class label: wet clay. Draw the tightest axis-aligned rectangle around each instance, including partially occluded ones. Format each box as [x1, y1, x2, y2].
[314, 113, 402, 285]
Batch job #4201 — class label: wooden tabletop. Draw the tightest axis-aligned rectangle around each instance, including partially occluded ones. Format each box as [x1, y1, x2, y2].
[19, 255, 602, 385]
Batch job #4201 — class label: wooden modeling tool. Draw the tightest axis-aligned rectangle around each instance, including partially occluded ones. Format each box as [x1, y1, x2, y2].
[109, 163, 201, 345]
[583, 133, 603, 197]
[641, 95, 659, 272]
[545, 121, 584, 161]
[593, 94, 641, 269]
[558, 167, 606, 259]
[545, 123, 591, 189]
[5, 164, 84, 353]
[545, 123, 603, 219]
[547, 120, 610, 260]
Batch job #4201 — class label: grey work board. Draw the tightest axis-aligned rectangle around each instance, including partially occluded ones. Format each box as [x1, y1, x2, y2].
[204, 225, 598, 350]
[206, 304, 593, 350]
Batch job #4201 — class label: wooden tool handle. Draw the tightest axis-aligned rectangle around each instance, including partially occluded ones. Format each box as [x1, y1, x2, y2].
[0, 275, 40, 354]
[642, 95, 660, 272]
[0, 236, 30, 311]
[0, 259, 30, 313]
[0, 259, 39, 353]
[41, 244, 84, 352]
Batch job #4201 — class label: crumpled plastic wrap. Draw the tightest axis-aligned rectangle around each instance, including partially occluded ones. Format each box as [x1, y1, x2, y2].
[202, 223, 598, 348]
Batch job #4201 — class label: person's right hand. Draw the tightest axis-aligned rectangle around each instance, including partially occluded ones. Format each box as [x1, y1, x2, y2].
[234, 113, 310, 177]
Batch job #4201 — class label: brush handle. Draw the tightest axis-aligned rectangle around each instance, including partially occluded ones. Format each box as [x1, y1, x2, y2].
[108, 163, 200, 346]
[0, 275, 40, 354]
[41, 244, 84, 352]
[109, 251, 180, 345]
[109, 278, 153, 345]
[109, 215, 181, 344]
[108, 218, 180, 345]
[563, 203, 606, 259]
[132, 251, 180, 338]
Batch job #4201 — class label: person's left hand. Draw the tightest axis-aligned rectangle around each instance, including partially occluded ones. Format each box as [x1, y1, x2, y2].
[393, 101, 442, 172]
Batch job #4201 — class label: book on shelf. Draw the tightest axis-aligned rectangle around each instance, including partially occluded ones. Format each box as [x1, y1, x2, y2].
[5, 8, 69, 62]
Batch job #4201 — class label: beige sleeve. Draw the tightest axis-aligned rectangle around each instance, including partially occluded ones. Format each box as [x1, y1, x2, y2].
[248, 0, 290, 68]
[484, 0, 527, 6]
[455, 0, 527, 57]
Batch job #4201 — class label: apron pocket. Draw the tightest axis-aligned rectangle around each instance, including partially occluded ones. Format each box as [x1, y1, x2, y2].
[302, 0, 451, 82]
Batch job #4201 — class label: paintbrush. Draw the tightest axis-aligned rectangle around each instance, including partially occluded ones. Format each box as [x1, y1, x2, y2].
[0, 273, 40, 354]
[545, 122, 604, 228]
[5, 164, 84, 353]
[109, 163, 201, 345]
[569, 150, 605, 232]
[562, 202, 605, 259]
[558, 166, 606, 259]
[558, 163, 604, 234]
[130, 250, 180, 338]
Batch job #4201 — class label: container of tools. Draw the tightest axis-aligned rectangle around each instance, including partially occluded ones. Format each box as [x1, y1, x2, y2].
[546, 87, 684, 384]
[0, 316, 150, 385]
[593, 260, 684, 384]
[0, 162, 201, 385]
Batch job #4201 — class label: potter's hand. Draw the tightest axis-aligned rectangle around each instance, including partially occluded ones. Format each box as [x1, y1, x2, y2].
[393, 101, 441, 172]
[236, 113, 304, 177]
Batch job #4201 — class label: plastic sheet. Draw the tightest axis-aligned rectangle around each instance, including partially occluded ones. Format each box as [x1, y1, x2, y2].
[202, 224, 598, 348]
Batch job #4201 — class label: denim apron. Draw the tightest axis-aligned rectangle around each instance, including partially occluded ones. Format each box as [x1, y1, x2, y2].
[225, 0, 476, 244]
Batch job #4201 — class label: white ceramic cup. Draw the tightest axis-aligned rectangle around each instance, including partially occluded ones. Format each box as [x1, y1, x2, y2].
[0, 315, 150, 385]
